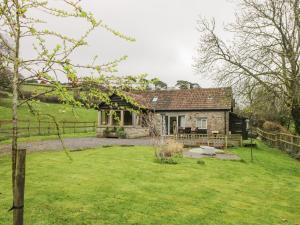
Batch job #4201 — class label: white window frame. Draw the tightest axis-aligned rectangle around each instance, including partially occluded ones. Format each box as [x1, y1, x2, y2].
[197, 117, 208, 129]
[178, 115, 186, 128]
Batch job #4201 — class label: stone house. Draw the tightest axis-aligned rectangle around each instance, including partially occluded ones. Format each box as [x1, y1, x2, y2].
[96, 87, 247, 138]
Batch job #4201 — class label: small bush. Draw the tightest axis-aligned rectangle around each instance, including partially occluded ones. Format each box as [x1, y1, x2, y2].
[262, 121, 288, 133]
[39, 95, 60, 103]
[239, 159, 247, 163]
[287, 148, 300, 160]
[295, 151, 300, 160]
[196, 159, 205, 165]
[116, 127, 127, 139]
[154, 139, 184, 164]
[20, 90, 32, 99]
[19, 91, 60, 103]
[156, 157, 179, 164]
[0, 91, 10, 98]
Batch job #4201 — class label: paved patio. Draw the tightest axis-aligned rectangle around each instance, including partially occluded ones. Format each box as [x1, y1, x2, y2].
[182, 146, 241, 160]
[183, 149, 241, 160]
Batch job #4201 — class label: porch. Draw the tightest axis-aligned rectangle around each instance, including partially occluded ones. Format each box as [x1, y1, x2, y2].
[97, 110, 149, 139]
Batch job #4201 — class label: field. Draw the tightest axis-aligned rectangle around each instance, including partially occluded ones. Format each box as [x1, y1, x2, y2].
[0, 97, 98, 140]
[0, 97, 97, 122]
[0, 142, 300, 225]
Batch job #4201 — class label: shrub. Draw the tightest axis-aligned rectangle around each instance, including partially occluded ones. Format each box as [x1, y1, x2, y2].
[38, 95, 60, 103]
[102, 127, 127, 138]
[196, 159, 205, 165]
[0, 91, 10, 98]
[295, 151, 300, 160]
[154, 139, 184, 164]
[103, 127, 110, 137]
[116, 127, 127, 139]
[19, 91, 60, 103]
[103, 127, 117, 137]
[262, 121, 288, 133]
[20, 90, 32, 99]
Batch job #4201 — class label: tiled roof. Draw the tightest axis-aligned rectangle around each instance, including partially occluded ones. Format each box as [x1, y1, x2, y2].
[131, 87, 233, 111]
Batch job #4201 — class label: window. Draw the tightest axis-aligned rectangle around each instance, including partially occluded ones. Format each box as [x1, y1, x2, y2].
[196, 117, 207, 129]
[124, 111, 133, 126]
[152, 97, 158, 102]
[136, 114, 141, 126]
[112, 111, 121, 125]
[178, 115, 186, 128]
[100, 111, 109, 125]
[164, 115, 169, 135]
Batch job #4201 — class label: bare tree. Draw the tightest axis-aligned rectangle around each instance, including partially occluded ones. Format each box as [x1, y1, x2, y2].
[194, 0, 300, 133]
[0, 1, 148, 224]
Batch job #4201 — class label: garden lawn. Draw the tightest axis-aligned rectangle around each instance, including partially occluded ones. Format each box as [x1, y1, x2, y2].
[0, 142, 300, 225]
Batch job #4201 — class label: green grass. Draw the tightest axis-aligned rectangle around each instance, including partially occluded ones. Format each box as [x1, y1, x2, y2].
[0, 97, 97, 122]
[0, 142, 300, 225]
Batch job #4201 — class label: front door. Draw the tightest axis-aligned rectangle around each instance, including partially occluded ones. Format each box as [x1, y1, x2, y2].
[169, 116, 177, 135]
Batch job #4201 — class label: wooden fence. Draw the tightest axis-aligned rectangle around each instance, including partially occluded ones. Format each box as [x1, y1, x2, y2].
[0, 120, 96, 140]
[257, 128, 300, 156]
[172, 133, 243, 148]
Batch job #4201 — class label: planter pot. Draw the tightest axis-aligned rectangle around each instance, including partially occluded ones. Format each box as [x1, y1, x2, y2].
[105, 132, 118, 138]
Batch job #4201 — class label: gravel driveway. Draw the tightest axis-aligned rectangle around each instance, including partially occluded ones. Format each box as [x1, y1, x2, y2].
[0, 137, 153, 155]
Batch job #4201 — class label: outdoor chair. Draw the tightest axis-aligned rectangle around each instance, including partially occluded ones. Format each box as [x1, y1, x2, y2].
[178, 127, 185, 134]
[184, 127, 192, 134]
[195, 128, 207, 134]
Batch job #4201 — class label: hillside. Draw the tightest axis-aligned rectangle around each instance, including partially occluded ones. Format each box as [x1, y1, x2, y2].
[0, 97, 98, 122]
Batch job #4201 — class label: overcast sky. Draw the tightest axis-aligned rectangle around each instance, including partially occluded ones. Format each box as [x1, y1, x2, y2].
[23, 0, 237, 87]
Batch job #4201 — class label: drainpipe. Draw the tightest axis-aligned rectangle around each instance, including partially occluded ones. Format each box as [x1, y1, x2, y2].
[224, 111, 227, 135]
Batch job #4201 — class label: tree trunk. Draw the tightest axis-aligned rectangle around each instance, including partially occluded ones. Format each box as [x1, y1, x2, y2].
[291, 102, 300, 134]
[13, 149, 26, 225]
[11, 62, 19, 224]
[12, 1, 26, 224]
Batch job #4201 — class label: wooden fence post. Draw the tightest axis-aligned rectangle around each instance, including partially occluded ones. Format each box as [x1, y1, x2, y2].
[275, 133, 280, 148]
[27, 120, 30, 137]
[38, 119, 41, 135]
[62, 121, 65, 134]
[240, 135, 243, 147]
[225, 135, 228, 149]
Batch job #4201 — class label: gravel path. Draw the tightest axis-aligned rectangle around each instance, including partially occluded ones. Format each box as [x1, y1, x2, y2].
[1, 138, 240, 161]
[0, 137, 153, 155]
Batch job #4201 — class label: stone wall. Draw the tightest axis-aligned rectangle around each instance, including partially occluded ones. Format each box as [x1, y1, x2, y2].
[153, 111, 230, 135]
[185, 111, 229, 135]
[97, 110, 230, 138]
[97, 126, 149, 139]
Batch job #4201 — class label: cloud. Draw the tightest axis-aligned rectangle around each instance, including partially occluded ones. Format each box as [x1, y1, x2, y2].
[21, 0, 236, 87]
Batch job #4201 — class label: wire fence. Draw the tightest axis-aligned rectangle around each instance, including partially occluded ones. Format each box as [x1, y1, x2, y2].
[257, 128, 300, 158]
[0, 119, 96, 141]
